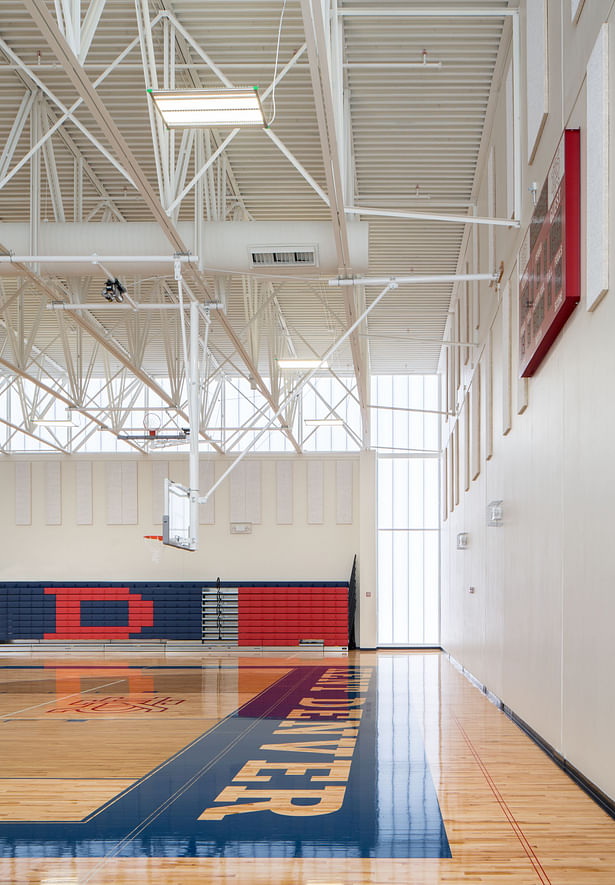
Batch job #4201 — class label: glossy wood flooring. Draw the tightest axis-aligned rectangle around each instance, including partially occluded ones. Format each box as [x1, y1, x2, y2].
[0, 648, 613, 883]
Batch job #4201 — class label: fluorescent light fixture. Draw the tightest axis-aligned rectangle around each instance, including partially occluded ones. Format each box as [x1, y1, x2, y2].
[304, 418, 344, 426]
[277, 359, 328, 369]
[33, 419, 77, 427]
[149, 88, 266, 128]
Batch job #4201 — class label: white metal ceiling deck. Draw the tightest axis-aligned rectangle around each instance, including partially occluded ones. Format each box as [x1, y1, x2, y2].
[0, 0, 510, 449]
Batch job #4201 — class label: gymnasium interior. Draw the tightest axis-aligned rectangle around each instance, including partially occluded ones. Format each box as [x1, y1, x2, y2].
[1, 0, 615, 882]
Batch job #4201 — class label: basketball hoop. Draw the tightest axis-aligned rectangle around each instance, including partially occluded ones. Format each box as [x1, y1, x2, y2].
[143, 535, 163, 542]
[143, 412, 162, 439]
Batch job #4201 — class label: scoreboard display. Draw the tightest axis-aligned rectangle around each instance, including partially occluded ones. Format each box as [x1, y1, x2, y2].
[519, 129, 580, 377]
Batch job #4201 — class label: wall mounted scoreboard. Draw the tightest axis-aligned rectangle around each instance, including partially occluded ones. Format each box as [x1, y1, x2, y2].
[519, 129, 581, 377]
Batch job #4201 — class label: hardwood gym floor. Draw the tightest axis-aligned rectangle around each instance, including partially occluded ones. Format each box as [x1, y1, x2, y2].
[0, 649, 613, 884]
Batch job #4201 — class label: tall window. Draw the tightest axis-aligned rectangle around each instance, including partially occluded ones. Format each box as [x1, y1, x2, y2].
[372, 375, 440, 646]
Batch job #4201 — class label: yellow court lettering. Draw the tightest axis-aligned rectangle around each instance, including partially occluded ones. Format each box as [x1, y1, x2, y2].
[259, 738, 356, 757]
[232, 759, 351, 783]
[274, 721, 359, 736]
[199, 785, 346, 820]
[286, 708, 363, 720]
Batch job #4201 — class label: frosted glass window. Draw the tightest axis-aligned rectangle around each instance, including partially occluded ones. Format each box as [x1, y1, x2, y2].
[373, 374, 440, 647]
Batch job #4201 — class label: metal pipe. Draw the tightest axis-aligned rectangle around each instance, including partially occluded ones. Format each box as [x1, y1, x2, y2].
[45, 302, 224, 311]
[343, 62, 442, 69]
[189, 299, 199, 549]
[337, 7, 516, 16]
[345, 205, 520, 228]
[329, 273, 497, 287]
[0, 254, 197, 263]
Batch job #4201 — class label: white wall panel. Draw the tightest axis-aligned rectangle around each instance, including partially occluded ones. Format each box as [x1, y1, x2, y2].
[307, 460, 324, 524]
[276, 460, 293, 524]
[245, 461, 261, 525]
[106, 461, 137, 525]
[471, 370, 481, 481]
[488, 147, 496, 272]
[230, 461, 261, 524]
[199, 461, 215, 525]
[106, 462, 122, 525]
[502, 281, 512, 435]
[484, 331, 493, 460]
[15, 462, 31, 525]
[505, 63, 515, 218]
[75, 461, 92, 525]
[45, 462, 61, 525]
[586, 24, 609, 311]
[335, 460, 353, 524]
[121, 462, 138, 525]
[229, 464, 246, 523]
[526, 0, 548, 162]
[151, 461, 168, 525]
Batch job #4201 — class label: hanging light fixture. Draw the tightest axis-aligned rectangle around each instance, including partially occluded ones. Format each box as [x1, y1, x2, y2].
[149, 87, 266, 128]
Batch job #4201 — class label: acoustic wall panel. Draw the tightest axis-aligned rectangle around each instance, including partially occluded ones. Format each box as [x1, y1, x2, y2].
[45, 462, 61, 525]
[462, 398, 470, 492]
[488, 146, 496, 274]
[121, 462, 138, 525]
[75, 461, 92, 525]
[245, 461, 261, 525]
[307, 460, 324, 524]
[441, 449, 448, 522]
[335, 460, 353, 524]
[199, 461, 215, 525]
[586, 24, 609, 311]
[276, 460, 293, 524]
[485, 330, 493, 460]
[15, 462, 31, 526]
[526, 0, 548, 162]
[502, 280, 512, 435]
[230, 461, 261, 524]
[151, 461, 168, 525]
[106, 462, 122, 525]
[506, 63, 515, 219]
[229, 464, 246, 524]
[471, 370, 481, 481]
[106, 462, 138, 525]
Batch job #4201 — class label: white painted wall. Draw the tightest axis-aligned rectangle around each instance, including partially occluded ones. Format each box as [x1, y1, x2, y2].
[1, 454, 367, 594]
[441, 0, 615, 802]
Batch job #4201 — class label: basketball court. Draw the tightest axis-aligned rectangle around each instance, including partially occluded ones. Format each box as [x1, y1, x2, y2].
[0, 649, 614, 884]
[2, 0, 615, 882]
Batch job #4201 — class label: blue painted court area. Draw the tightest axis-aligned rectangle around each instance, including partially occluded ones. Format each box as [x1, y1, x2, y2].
[0, 664, 451, 859]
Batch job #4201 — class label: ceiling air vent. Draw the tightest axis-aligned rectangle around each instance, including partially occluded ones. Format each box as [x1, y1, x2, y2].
[249, 245, 318, 267]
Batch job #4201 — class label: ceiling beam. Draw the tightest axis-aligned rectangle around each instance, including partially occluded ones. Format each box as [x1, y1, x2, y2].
[0, 243, 224, 453]
[300, 0, 370, 447]
[0, 352, 147, 453]
[22, 0, 302, 452]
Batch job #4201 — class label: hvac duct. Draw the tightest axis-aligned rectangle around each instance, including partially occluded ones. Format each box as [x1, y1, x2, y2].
[0, 221, 368, 276]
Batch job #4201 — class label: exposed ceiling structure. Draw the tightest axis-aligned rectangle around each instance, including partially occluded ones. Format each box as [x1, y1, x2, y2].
[0, 0, 512, 454]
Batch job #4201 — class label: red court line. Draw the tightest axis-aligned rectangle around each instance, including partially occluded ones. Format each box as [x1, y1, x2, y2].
[454, 716, 553, 885]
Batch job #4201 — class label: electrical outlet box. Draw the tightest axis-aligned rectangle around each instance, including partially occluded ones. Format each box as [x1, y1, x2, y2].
[230, 522, 252, 534]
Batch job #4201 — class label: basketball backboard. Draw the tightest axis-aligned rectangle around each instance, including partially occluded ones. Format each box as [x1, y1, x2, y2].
[162, 479, 196, 551]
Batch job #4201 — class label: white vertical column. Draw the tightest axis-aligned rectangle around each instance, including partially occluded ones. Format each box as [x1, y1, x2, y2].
[359, 449, 377, 648]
